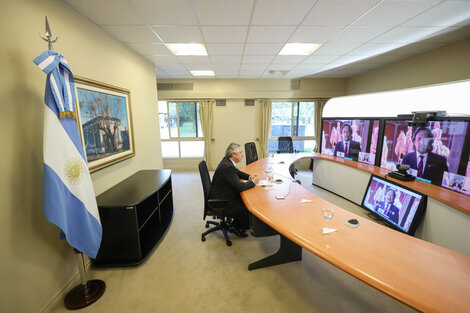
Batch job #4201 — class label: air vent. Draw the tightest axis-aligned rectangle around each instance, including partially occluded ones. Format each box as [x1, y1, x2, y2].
[216, 99, 226, 106]
[245, 99, 255, 106]
[157, 83, 193, 91]
[291, 79, 300, 90]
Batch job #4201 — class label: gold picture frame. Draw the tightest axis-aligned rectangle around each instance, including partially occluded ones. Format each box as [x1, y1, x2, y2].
[74, 77, 135, 172]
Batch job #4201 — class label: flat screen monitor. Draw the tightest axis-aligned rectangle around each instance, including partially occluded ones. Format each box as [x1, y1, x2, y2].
[380, 119, 470, 187]
[321, 119, 380, 164]
[362, 175, 427, 235]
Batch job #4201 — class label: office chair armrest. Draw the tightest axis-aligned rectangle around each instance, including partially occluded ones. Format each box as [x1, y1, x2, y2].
[208, 199, 232, 217]
[276, 149, 280, 154]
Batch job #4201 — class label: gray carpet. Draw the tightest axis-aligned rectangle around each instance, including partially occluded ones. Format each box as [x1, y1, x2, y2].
[51, 171, 415, 313]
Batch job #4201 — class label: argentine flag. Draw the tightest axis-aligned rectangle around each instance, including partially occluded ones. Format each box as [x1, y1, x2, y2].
[34, 51, 102, 259]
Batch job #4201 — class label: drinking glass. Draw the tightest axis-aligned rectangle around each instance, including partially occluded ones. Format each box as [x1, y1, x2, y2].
[322, 207, 335, 230]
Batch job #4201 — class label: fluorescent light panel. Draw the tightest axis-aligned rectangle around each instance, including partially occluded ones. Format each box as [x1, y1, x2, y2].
[190, 70, 215, 76]
[279, 43, 322, 55]
[167, 43, 207, 56]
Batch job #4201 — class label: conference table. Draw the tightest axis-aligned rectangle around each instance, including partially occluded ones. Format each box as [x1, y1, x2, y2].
[240, 153, 470, 313]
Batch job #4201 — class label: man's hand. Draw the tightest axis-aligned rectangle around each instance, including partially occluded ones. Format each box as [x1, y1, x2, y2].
[250, 174, 260, 184]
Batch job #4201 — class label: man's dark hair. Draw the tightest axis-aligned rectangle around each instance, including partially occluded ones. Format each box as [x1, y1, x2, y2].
[412, 127, 434, 153]
[340, 123, 352, 133]
[385, 188, 396, 199]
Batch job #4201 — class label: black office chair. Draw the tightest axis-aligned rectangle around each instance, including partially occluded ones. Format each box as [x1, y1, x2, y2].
[245, 142, 258, 165]
[198, 160, 234, 246]
[277, 136, 294, 154]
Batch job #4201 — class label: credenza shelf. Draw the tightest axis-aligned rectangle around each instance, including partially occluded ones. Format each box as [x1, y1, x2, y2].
[93, 170, 173, 267]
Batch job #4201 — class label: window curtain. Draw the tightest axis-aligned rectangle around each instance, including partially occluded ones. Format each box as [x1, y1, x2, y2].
[199, 100, 214, 170]
[257, 99, 272, 158]
[313, 98, 329, 152]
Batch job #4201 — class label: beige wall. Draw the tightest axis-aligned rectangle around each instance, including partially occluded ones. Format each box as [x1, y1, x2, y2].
[347, 37, 470, 95]
[159, 78, 347, 170]
[0, 0, 162, 312]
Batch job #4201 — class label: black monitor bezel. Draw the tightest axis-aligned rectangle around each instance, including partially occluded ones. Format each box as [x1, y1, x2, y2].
[361, 174, 427, 236]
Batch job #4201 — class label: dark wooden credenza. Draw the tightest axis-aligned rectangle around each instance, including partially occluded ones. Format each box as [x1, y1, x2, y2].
[93, 170, 173, 267]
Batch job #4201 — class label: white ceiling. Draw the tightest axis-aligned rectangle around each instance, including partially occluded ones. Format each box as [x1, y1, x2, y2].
[64, 0, 470, 79]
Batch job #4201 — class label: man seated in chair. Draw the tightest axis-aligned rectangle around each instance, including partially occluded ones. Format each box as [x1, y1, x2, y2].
[210, 142, 259, 237]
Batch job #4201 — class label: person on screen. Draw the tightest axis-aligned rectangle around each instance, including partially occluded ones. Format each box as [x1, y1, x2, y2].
[401, 127, 448, 184]
[374, 188, 400, 224]
[333, 123, 361, 160]
[330, 121, 340, 147]
[210, 142, 259, 237]
[431, 121, 450, 158]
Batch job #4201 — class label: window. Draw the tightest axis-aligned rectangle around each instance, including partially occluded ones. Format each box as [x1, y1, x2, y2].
[268, 101, 315, 153]
[158, 101, 204, 158]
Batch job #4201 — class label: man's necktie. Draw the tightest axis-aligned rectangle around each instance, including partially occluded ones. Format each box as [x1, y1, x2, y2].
[417, 155, 424, 177]
[345, 143, 349, 157]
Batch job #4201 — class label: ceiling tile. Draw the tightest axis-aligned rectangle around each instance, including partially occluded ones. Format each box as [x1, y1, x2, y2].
[403, 1, 470, 27]
[201, 26, 248, 43]
[193, 0, 254, 25]
[302, 55, 339, 63]
[64, 0, 144, 25]
[272, 55, 308, 63]
[184, 64, 214, 70]
[214, 70, 239, 76]
[302, 0, 381, 26]
[289, 26, 345, 43]
[353, 0, 441, 26]
[177, 56, 211, 64]
[330, 26, 392, 43]
[313, 43, 362, 55]
[247, 26, 296, 43]
[267, 63, 297, 71]
[240, 63, 269, 70]
[127, 43, 172, 55]
[152, 26, 203, 43]
[147, 55, 180, 64]
[164, 70, 192, 78]
[244, 43, 284, 55]
[251, 0, 315, 25]
[370, 27, 441, 44]
[242, 55, 275, 63]
[239, 69, 265, 75]
[211, 56, 243, 63]
[206, 44, 245, 55]
[102, 26, 159, 43]
[130, 0, 197, 25]
[211, 63, 241, 70]
[158, 64, 187, 71]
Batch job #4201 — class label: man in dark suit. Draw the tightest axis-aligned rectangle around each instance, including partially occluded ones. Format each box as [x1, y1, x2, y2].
[374, 188, 400, 224]
[210, 143, 259, 236]
[401, 127, 448, 185]
[333, 123, 361, 160]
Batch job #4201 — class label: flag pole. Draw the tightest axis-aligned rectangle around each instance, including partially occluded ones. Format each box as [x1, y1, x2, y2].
[39, 16, 106, 309]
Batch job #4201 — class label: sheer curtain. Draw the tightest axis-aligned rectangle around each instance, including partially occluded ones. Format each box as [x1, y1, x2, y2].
[199, 100, 214, 170]
[313, 98, 328, 152]
[257, 99, 272, 158]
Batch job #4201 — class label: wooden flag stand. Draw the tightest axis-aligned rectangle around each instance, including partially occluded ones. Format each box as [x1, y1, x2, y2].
[64, 249, 106, 310]
[39, 16, 106, 310]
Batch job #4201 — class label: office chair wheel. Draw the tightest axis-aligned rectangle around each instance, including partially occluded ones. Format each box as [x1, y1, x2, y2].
[205, 222, 210, 228]
[226, 241, 232, 246]
[201, 235, 206, 242]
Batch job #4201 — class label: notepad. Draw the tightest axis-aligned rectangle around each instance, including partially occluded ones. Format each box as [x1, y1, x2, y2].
[257, 180, 272, 187]
[300, 199, 312, 203]
[322, 228, 337, 235]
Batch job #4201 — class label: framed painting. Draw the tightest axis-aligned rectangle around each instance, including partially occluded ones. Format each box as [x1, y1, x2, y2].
[74, 77, 135, 172]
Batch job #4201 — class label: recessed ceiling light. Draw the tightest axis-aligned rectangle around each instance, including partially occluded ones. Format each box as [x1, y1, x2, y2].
[279, 43, 322, 56]
[190, 70, 215, 77]
[167, 43, 207, 56]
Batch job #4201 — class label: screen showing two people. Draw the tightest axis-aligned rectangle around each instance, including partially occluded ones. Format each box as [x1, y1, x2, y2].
[321, 119, 380, 164]
[381, 120, 469, 194]
[363, 176, 424, 234]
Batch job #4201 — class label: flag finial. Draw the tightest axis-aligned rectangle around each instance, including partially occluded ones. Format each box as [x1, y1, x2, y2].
[39, 16, 58, 51]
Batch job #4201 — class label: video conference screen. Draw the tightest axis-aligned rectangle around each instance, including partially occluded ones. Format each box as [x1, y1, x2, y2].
[380, 120, 469, 189]
[321, 119, 380, 164]
[362, 176, 426, 235]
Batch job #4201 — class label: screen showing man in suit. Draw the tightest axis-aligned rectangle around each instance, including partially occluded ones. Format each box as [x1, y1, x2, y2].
[210, 142, 259, 237]
[374, 188, 400, 224]
[333, 123, 361, 160]
[401, 127, 448, 185]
